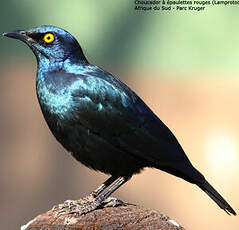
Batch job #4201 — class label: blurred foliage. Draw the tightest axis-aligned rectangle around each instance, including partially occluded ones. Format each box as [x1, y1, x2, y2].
[1, 0, 239, 76]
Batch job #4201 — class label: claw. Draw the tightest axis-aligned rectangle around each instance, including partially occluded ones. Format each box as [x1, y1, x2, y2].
[102, 197, 126, 208]
[52, 205, 58, 211]
[56, 209, 68, 216]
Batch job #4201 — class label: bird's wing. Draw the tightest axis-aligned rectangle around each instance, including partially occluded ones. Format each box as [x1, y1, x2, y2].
[49, 68, 194, 175]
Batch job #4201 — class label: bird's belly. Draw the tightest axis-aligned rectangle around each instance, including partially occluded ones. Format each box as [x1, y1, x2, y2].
[56, 124, 146, 177]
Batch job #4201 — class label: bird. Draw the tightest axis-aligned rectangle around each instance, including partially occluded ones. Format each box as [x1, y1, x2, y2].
[3, 25, 236, 216]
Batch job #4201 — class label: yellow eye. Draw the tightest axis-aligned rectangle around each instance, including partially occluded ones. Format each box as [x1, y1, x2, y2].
[43, 33, 54, 43]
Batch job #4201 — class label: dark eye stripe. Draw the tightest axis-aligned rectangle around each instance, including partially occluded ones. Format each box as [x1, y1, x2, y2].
[27, 32, 55, 46]
[27, 32, 44, 41]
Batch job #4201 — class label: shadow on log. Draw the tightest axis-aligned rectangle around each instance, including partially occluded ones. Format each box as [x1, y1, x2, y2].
[21, 203, 185, 230]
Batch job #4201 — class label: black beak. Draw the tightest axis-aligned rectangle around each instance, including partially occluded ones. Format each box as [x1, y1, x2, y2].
[3, 30, 33, 43]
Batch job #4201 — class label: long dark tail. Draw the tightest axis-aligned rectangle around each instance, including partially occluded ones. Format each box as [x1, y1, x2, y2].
[198, 180, 236, 215]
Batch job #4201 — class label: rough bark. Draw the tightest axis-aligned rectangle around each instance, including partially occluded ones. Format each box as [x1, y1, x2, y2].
[21, 203, 185, 230]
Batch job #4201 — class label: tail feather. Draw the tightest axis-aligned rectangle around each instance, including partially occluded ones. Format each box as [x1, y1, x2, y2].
[198, 180, 236, 215]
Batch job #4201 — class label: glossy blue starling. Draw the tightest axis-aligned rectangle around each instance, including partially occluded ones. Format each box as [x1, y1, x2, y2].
[3, 26, 236, 216]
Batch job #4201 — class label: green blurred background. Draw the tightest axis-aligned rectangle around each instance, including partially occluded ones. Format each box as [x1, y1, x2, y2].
[0, 1, 238, 229]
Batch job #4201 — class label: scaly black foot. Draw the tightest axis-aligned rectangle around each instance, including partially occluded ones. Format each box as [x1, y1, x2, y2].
[56, 196, 126, 216]
[52, 194, 95, 211]
[53, 176, 130, 216]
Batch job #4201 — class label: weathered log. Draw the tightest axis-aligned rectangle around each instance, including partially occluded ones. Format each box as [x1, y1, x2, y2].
[21, 202, 184, 230]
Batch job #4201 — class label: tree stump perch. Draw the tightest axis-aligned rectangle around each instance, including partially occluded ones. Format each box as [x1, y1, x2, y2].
[21, 202, 185, 230]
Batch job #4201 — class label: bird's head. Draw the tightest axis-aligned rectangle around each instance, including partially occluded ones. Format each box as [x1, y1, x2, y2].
[3, 25, 88, 64]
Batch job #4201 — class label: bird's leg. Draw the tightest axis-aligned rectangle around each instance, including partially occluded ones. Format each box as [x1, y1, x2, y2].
[95, 176, 131, 209]
[58, 176, 130, 216]
[54, 176, 118, 211]
[95, 176, 130, 205]
[90, 175, 118, 197]
[70, 176, 130, 215]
